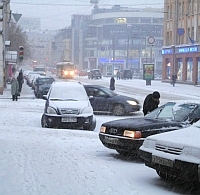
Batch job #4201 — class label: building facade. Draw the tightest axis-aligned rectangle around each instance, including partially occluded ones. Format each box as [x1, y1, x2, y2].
[162, 0, 200, 84]
[83, 5, 164, 76]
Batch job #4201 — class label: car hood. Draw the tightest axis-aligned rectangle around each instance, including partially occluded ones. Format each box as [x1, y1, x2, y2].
[49, 100, 90, 110]
[102, 117, 185, 137]
[147, 124, 200, 149]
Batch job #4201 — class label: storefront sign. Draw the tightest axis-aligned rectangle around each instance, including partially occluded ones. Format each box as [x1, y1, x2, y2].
[178, 46, 198, 53]
[162, 49, 173, 55]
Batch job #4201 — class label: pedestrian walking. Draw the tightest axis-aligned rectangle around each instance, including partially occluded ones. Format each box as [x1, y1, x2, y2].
[11, 75, 19, 101]
[116, 70, 120, 80]
[110, 76, 115, 91]
[143, 91, 160, 116]
[17, 69, 24, 93]
[171, 74, 177, 87]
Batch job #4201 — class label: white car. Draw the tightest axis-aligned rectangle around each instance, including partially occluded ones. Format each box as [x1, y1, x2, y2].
[41, 81, 96, 131]
[140, 120, 200, 184]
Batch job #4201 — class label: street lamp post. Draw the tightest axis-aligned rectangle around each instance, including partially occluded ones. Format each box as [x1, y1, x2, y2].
[111, 34, 115, 61]
[126, 36, 130, 68]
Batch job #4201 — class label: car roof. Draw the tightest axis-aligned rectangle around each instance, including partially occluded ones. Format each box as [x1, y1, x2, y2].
[52, 81, 83, 88]
[37, 75, 54, 79]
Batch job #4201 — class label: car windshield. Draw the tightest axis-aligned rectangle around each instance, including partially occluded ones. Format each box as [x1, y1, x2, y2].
[49, 86, 88, 101]
[145, 102, 197, 122]
[38, 78, 55, 85]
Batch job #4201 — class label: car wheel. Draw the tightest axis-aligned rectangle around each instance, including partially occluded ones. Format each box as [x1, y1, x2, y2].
[41, 114, 50, 128]
[113, 104, 125, 116]
[156, 170, 175, 180]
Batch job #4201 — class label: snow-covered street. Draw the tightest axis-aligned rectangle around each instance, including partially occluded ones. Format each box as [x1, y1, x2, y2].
[0, 77, 200, 195]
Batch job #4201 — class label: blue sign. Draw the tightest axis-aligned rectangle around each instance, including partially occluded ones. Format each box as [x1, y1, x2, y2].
[178, 46, 198, 53]
[177, 28, 185, 36]
[162, 49, 173, 55]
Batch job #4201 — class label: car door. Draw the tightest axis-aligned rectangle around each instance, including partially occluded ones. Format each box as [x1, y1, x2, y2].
[86, 87, 109, 112]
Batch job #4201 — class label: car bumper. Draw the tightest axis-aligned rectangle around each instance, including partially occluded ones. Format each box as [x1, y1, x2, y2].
[99, 133, 144, 153]
[139, 149, 200, 182]
[44, 114, 93, 128]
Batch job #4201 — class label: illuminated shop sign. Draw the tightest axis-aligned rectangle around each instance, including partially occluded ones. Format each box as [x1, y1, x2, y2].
[162, 49, 173, 54]
[178, 46, 198, 53]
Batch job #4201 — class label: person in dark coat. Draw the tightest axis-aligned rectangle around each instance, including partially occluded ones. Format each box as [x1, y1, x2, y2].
[143, 91, 160, 116]
[17, 69, 24, 92]
[110, 77, 115, 91]
[171, 74, 177, 87]
[11, 75, 19, 101]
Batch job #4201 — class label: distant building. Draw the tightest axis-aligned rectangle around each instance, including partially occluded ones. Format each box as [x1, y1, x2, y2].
[82, 5, 164, 76]
[162, 0, 200, 85]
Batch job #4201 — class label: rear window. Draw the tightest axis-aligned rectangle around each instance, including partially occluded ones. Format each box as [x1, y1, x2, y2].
[38, 78, 55, 84]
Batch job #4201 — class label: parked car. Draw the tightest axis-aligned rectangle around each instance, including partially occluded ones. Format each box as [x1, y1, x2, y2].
[84, 85, 141, 116]
[34, 75, 55, 98]
[140, 120, 200, 184]
[88, 69, 102, 79]
[99, 101, 200, 156]
[121, 69, 132, 79]
[26, 72, 40, 87]
[41, 81, 96, 130]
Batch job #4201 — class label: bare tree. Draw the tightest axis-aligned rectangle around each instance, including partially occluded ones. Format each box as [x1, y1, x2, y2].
[7, 21, 31, 60]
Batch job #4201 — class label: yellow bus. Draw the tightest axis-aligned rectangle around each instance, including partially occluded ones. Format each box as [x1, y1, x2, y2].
[56, 61, 75, 79]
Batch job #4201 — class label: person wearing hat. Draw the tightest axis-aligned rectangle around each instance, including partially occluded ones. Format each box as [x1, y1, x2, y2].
[143, 91, 160, 116]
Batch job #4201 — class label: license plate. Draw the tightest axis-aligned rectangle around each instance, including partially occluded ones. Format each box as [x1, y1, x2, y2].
[104, 136, 118, 144]
[152, 155, 173, 168]
[61, 117, 77, 123]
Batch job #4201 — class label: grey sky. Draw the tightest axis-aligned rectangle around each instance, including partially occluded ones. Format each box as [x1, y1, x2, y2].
[10, 0, 164, 30]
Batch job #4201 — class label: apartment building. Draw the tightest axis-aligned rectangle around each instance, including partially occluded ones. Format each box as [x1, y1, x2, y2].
[162, 0, 200, 84]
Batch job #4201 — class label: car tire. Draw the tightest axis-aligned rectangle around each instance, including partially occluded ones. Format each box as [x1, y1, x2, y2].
[156, 170, 174, 180]
[41, 114, 50, 128]
[113, 104, 125, 116]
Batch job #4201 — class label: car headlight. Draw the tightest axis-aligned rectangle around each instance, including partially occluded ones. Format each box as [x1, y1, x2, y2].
[142, 139, 156, 149]
[183, 147, 200, 159]
[64, 71, 69, 75]
[100, 126, 106, 133]
[126, 100, 138, 105]
[82, 106, 93, 114]
[123, 130, 141, 138]
[70, 71, 74, 75]
[47, 106, 57, 114]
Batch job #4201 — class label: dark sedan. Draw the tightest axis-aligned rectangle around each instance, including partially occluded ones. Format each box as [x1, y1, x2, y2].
[34, 75, 55, 98]
[99, 101, 200, 156]
[84, 85, 141, 116]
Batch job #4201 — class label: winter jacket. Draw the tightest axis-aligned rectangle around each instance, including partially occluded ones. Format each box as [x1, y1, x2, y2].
[11, 78, 19, 95]
[143, 94, 160, 116]
[110, 77, 115, 91]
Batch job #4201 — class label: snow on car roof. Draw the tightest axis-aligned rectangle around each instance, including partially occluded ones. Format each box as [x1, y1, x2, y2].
[52, 81, 82, 87]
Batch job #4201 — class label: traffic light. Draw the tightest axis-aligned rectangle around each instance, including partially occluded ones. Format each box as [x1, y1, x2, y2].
[19, 46, 24, 62]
